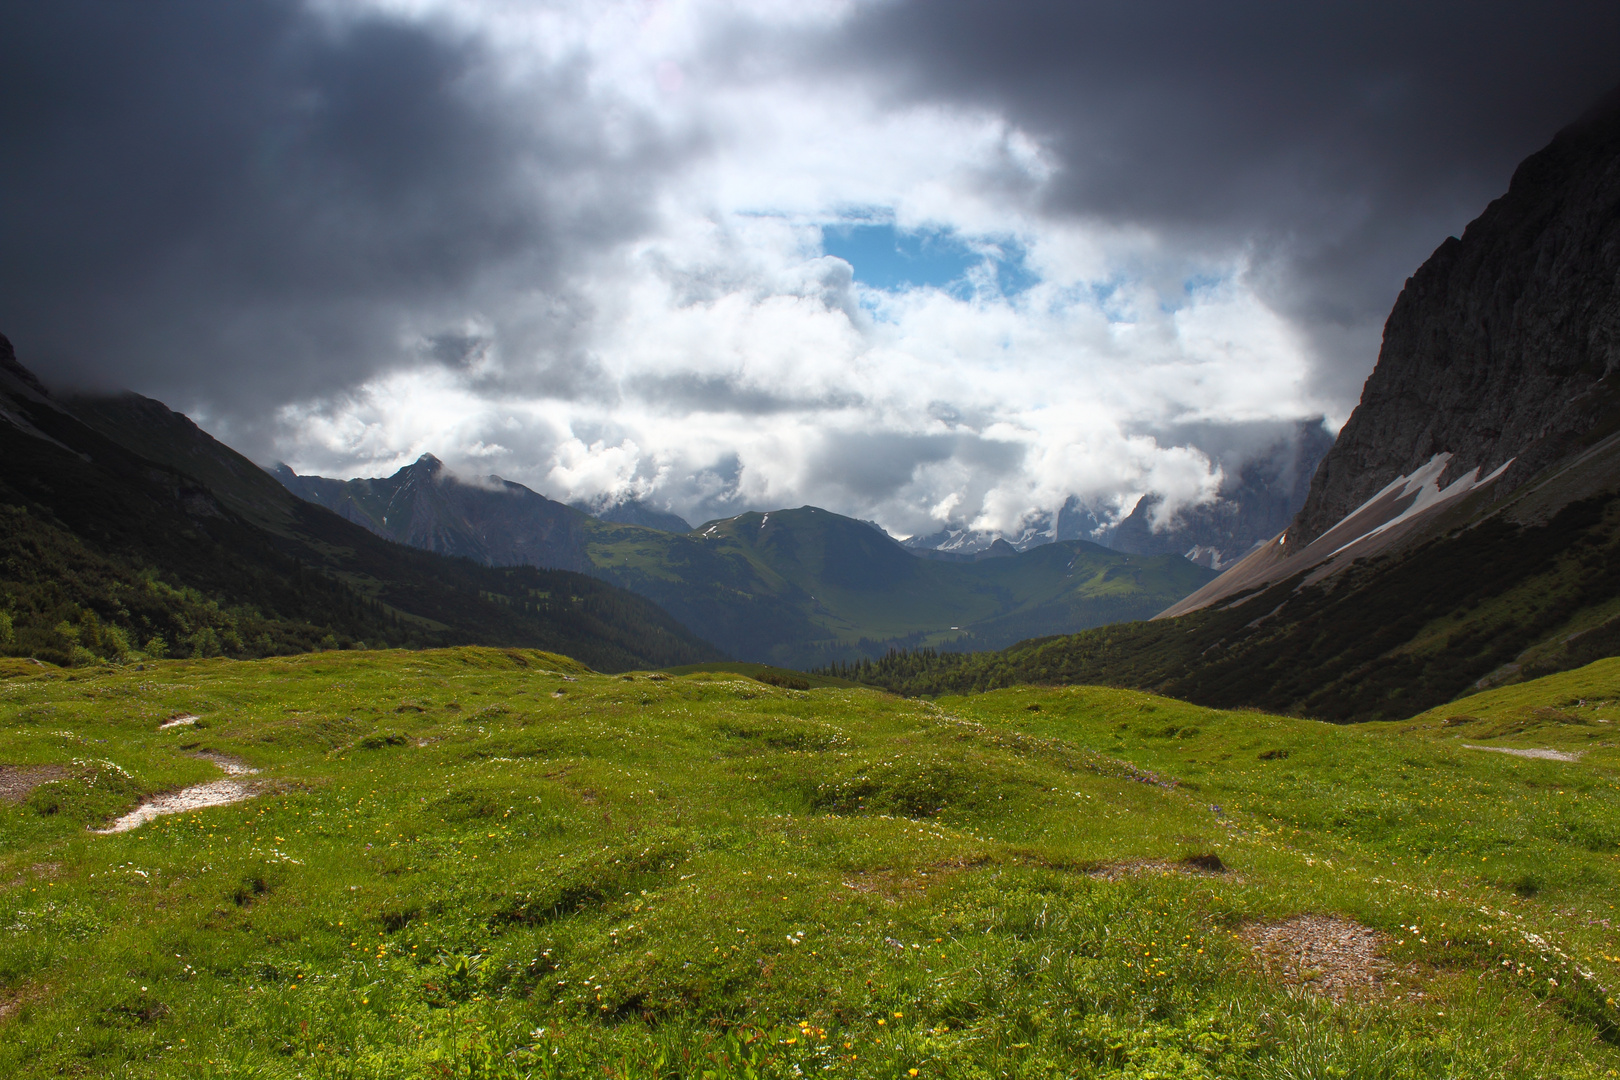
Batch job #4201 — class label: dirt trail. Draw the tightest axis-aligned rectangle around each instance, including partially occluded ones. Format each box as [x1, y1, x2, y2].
[194, 752, 258, 776]
[92, 754, 263, 834]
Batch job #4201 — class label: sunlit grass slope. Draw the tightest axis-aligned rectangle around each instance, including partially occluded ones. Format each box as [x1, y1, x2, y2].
[0, 649, 1617, 1077]
[1395, 655, 1620, 752]
[658, 662, 863, 690]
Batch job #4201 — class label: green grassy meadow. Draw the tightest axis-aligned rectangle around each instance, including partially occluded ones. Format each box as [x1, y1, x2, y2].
[1, 649, 1618, 1077]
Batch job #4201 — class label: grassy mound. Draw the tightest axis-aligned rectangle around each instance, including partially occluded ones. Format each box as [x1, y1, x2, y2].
[0, 649, 1616, 1076]
[659, 661, 863, 690]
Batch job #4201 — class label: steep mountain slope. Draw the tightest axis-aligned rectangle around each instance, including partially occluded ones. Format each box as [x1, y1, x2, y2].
[272, 457, 594, 572]
[2, 346, 719, 671]
[1294, 91, 1620, 548]
[586, 506, 1215, 667]
[1164, 88, 1620, 618]
[852, 87, 1620, 721]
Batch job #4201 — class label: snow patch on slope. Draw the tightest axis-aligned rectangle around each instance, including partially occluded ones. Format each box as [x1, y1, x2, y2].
[1325, 453, 1515, 559]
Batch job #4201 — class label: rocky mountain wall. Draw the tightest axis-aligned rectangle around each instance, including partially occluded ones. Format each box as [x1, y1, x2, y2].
[1291, 86, 1620, 546]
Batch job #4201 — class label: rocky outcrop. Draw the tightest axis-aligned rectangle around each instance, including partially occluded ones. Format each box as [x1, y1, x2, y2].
[1290, 87, 1620, 547]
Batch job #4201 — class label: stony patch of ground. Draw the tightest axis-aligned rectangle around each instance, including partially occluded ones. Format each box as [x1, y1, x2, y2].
[0, 765, 70, 804]
[90, 755, 264, 834]
[1241, 915, 1391, 1000]
[1089, 853, 1230, 881]
[1463, 744, 1583, 762]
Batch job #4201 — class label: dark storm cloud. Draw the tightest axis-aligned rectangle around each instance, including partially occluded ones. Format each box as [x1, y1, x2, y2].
[825, 0, 1620, 401]
[0, 0, 675, 423]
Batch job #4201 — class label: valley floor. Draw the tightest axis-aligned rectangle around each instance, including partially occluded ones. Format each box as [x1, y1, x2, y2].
[0, 648, 1617, 1077]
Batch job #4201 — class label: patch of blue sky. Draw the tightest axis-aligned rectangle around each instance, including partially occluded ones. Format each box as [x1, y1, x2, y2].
[821, 222, 1038, 298]
[1157, 271, 1226, 313]
[1044, 277, 1135, 321]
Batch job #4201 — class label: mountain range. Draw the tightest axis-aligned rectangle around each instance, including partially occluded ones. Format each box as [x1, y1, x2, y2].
[0, 355, 1217, 672]
[900, 417, 1335, 571]
[585, 506, 1214, 667]
[856, 86, 1620, 721]
[267, 454, 1216, 667]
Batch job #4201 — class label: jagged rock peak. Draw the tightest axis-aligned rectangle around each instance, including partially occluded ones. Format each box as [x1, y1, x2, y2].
[0, 332, 51, 400]
[1289, 83, 1620, 548]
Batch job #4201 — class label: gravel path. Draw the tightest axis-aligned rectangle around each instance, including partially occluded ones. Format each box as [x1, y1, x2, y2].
[1463, 744, 1583, 762]
[91, 754, 262, 834]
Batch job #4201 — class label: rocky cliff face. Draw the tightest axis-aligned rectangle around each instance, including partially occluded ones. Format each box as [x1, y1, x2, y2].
[1291, 87, 1620, 546]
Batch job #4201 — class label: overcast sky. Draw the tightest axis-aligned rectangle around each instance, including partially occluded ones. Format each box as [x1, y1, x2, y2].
[3, 1, 1618, 535]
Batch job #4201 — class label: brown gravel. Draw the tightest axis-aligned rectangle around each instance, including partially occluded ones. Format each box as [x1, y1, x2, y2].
[1089, 854, 1230, 881]
[1241, 915, 1391, 1000]
[0, 765, 70, 804]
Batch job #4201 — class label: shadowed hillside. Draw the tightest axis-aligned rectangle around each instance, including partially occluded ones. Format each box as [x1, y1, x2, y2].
[0, 340, 720, 672]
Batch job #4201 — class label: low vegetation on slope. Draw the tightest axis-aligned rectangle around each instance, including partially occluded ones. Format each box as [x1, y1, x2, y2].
[0, 497, 714, 672]
[0, 649, 1617, 1076]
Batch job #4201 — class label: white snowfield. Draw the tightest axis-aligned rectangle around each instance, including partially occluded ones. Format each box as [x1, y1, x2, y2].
[1324, 454, 1514, 559]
